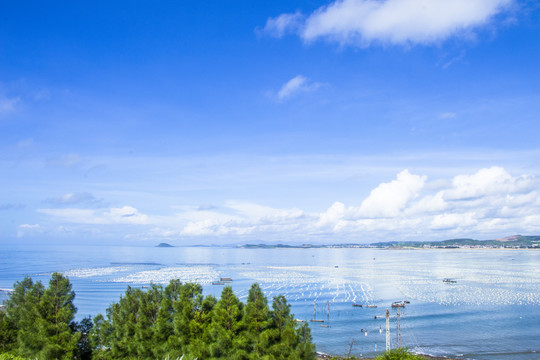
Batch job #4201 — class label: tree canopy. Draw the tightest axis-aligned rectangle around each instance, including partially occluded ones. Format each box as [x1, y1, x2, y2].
[1, 275, 316, 360]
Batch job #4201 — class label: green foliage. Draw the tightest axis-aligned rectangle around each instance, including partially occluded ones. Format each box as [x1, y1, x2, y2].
[70, 316, 93, 360]
[0, 354, 37, 360]
[0, 310, 17, 353]
[375, 348, 424, 360]
[1, 274, 81, 360]
[92, 281, 315, 360]
[36, 273, 80, 359]
[3, 276, 315, 360]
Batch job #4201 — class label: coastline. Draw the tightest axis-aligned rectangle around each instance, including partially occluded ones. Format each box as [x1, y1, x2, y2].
[317, 353, 462, 360]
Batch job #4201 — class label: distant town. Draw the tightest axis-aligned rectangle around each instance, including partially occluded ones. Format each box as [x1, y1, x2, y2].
[238, 235, 540, 250]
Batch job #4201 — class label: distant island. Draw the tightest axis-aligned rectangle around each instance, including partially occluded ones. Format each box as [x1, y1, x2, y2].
[239, 235, 540, 250]
[156, 242, 174, 247]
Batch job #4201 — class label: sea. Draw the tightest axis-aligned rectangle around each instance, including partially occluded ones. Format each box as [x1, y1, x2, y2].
[0, 244, 538, 360]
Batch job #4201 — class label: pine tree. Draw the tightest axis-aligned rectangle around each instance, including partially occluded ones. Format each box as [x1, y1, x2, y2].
[186, 294, 215, 359]
[4, 276, 45, 357]
[86, 279, 316, 360]
[294, 322, 316, 360]
[36, 272, 80, 360]
[169, 283, 204, 358]
[134, 283, 162, 359]
[209, 286, 243, 358]
[243, 283, 270, 359]
[108, 286, 141, 358]
[70, 316, 93, 360]
[153, 280, 182, 359]
[89, 312, 111, 360]
[0, 309, 16, 353]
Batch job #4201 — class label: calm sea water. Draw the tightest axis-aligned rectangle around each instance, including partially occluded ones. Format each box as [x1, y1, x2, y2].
[0, 244, 538, 359]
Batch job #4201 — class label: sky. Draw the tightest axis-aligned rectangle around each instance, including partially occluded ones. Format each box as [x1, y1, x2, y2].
[1, 0, 539, 245]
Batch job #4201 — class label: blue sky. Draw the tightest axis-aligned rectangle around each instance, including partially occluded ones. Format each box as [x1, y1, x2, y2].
[1, 0, 539, 245]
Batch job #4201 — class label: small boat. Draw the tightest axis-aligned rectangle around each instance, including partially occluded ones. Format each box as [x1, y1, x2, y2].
[404, 300, 410, 304]
[212, 281, 225, 285]
[443, 278, 457, 283]
[352, 303, 363, 307]
[296, 319, 305, 323]
[320, 325, 330, 328]
[310, 319, 324, 323]
[365, 305, 377, 308]
[220, 277, 233, 282]
[391, 302, 405, 308]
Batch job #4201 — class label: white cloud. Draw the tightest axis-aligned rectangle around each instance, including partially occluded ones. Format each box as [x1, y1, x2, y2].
[275, 75, 322, 100]
[315, 167, 539, 240]
[357, 169, 426, 217]
[180, 201, 306, 237]
[261, 12, 304, 38]
[263, 0, 514, 46]
[34, 166, 540, 243]
[443, 166, 534, 200]
[430, 213, 477, 230]
[407, 192, 447, 214]
[106, 206, 148, 224]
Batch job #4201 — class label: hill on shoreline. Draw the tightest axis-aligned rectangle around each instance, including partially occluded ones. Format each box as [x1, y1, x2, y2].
[239, 235, 540, 249]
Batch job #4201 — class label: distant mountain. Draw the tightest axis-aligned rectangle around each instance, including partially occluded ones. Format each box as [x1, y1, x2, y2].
[371, 235, 540, 249]
[239, 235, 540, 249]
[156, 243, 174, 247]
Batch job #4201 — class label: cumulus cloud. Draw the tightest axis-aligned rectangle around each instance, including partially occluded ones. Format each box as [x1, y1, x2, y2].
[35, 166, 540, 242]
[357, 169, 426, 217]
[175, 167, 539, 240]
[430, 212, 477, 230]
[443, 166, 534, 200]
[262, 0, 514, 46]
[315, 166, 539, 239]
[275, 75, 322, 101]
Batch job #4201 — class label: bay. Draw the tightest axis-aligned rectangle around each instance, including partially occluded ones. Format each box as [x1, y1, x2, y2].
[0, 244, 538, 359]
